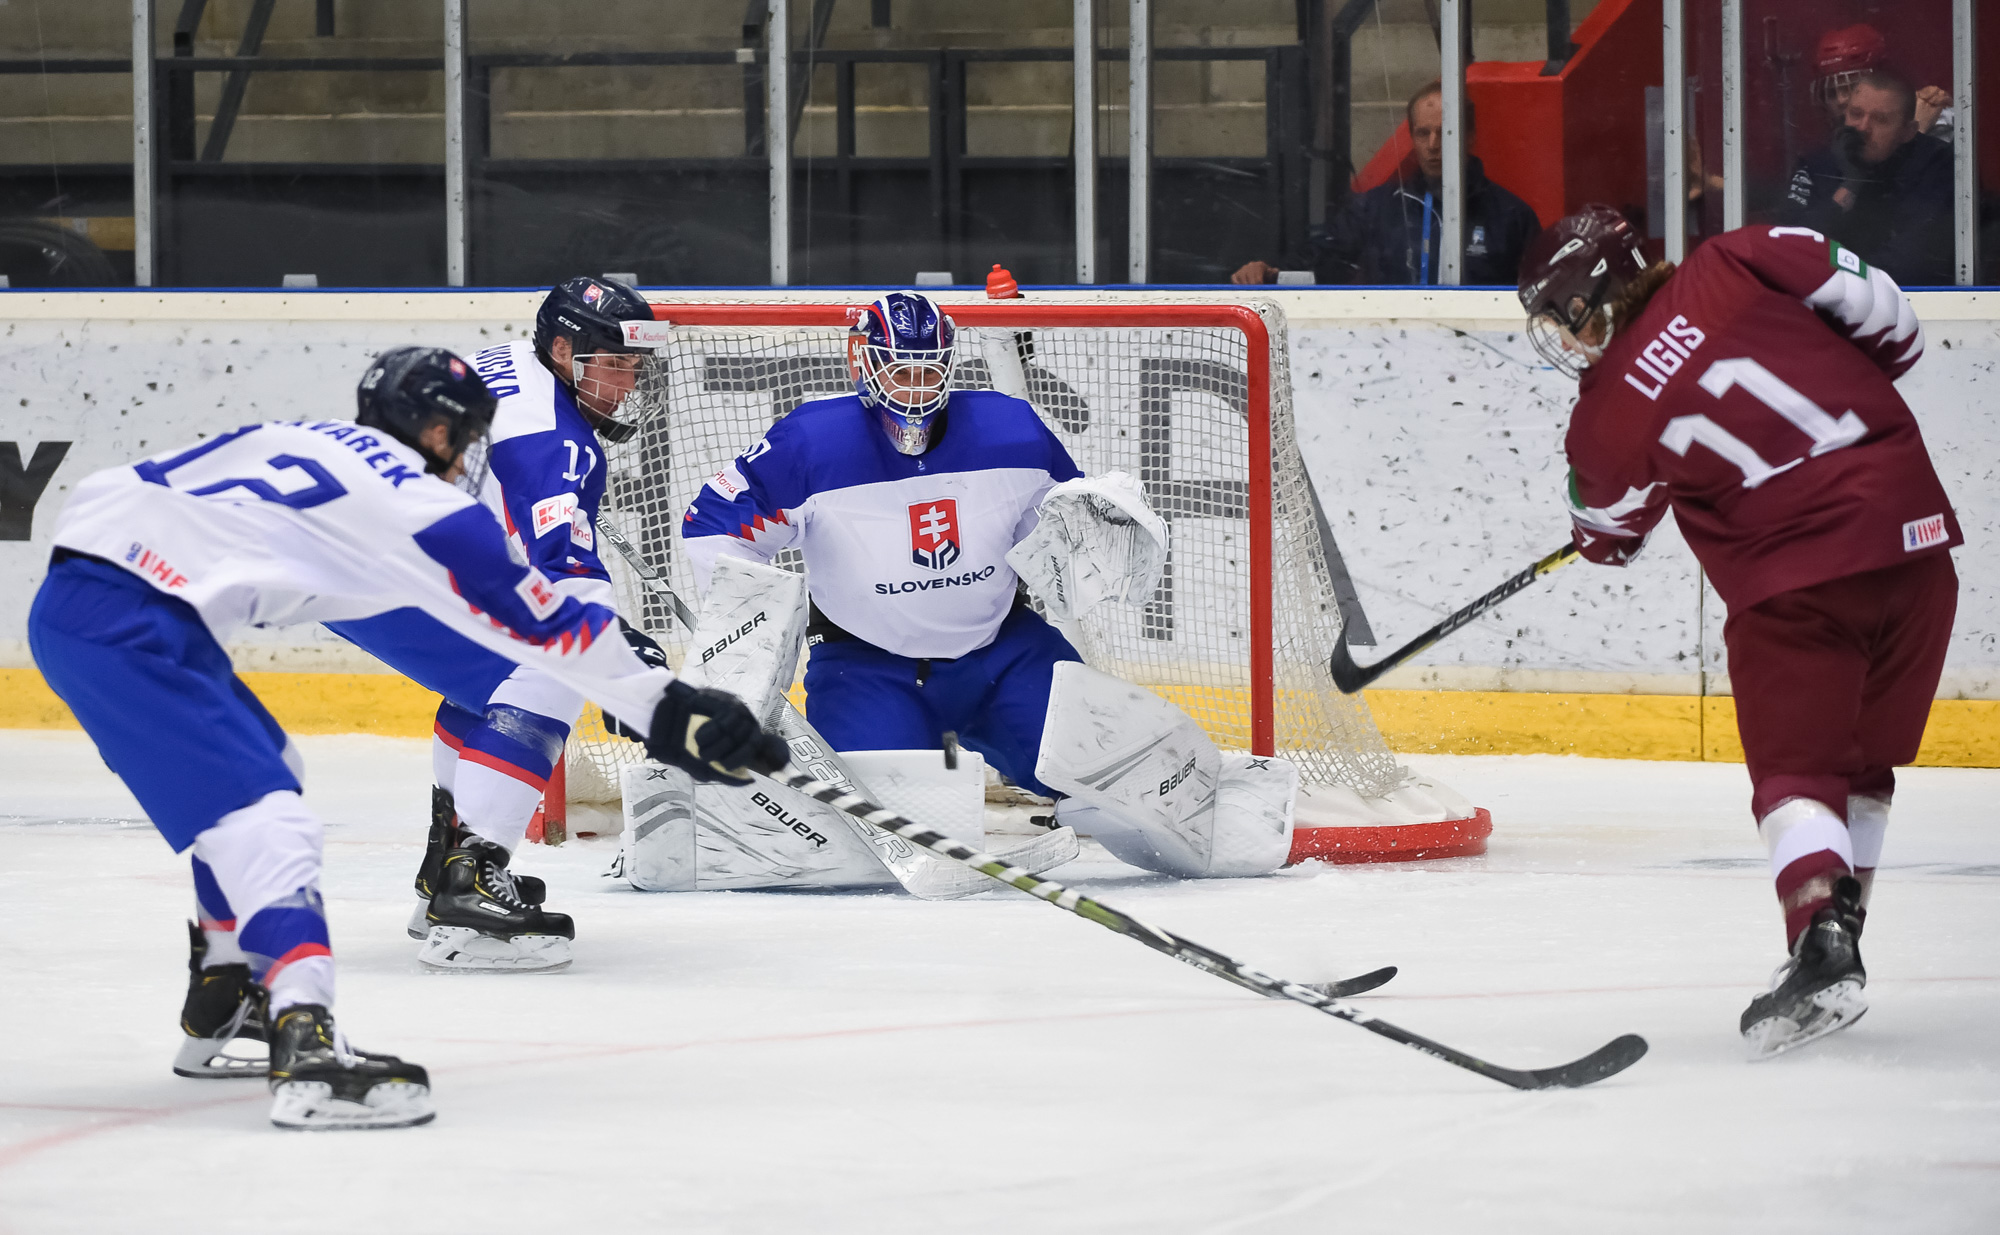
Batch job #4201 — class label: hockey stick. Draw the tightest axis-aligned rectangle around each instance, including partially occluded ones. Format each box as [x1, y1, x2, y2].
[765, 765, 1645, 1090]
[1330, 542, 1582, 694]
[597, 521, 1075, 899]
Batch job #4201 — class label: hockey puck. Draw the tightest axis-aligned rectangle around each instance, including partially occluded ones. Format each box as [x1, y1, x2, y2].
[1285, 807, 1492, 865]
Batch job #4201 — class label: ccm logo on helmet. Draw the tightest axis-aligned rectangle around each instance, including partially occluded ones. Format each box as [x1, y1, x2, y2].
[1623, 315, 1708, 401]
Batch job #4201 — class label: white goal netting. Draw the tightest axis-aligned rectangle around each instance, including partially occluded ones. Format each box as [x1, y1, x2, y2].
[564, 301, 1404, 804]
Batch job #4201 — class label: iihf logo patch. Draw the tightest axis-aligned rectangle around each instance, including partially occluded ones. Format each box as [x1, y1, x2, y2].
[908, 498, 961, 570]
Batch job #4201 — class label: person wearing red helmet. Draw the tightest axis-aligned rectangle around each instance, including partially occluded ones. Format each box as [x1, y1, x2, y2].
[1518, 206, 1962, 1060]
[1808, 24, 1952, 138]
[1777, 67, 1953, 286]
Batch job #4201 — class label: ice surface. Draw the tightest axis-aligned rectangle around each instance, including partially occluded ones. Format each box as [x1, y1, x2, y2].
[2, 730, 1996, 1234]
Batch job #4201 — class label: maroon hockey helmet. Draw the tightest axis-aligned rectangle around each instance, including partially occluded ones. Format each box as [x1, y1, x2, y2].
[1810, 24, 1888, 106]
[1517, 204, 1648, 378]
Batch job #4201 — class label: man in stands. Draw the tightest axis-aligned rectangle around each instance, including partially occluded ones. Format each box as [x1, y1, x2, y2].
[1518, 205, 1960, 1060]
[1808, 24, 1953, 141]
[1233, 80, 1539, 287]
[1779, 70, 1953, 286]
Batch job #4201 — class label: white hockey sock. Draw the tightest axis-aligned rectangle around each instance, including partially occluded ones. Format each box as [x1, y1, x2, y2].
[199, 910, 249, 969]
[1845, 795, 1889, 869]
[431, 734, 458, 796]
[266, 955, 336, 1016]
[1758, 797, 1854, 881]
[452, 758, 541, 855]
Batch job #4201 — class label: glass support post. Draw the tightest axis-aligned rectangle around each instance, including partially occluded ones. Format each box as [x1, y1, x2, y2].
[1438, 0, 1466, 284]
[1127, 0, 1150, 283]
[1720, 0, 1744, 231]
[1662, 0, 1687, 263]
[1953, 0, 1979, 285]
[445, 0, 467, 287]
[1074, 0, 1096, 283]
[768, 0, 790, 286]
[132, 0, 156, 286]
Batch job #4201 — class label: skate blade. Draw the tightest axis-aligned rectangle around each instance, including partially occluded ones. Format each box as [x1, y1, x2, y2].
[1743, 980, 1868, 1061]
[172, 1034, 269, 1079]
[405, 900, 431, 941]
[417, 925, 572, 973]
[270, 1080, 434, 1130]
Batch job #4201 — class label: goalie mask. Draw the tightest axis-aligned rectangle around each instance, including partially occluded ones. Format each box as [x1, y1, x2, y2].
[532, 275, 657, 444]
[355, 346, 497, 482]
[849, 290, 956, 456]
[1517, 204, 1648, 379]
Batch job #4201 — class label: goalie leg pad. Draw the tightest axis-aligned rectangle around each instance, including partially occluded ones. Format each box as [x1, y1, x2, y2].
[678, 557, 808, 718]
[619, 762, 896, 892]
[1036, 663, 1293, 879]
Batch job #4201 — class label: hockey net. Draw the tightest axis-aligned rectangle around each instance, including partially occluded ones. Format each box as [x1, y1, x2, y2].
[563, 300, 1411, 812]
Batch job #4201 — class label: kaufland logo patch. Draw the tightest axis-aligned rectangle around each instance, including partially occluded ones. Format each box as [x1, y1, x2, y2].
[909, 498, 961, 570]
[1903, 514, 1949, 551]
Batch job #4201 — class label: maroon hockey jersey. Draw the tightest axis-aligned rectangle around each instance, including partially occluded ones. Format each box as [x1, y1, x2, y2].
[1563, 225, 1961, 611]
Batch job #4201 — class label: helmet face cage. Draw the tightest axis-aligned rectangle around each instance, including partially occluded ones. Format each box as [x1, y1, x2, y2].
[850, 292, 956, 456]
[568, 349, 648, 441]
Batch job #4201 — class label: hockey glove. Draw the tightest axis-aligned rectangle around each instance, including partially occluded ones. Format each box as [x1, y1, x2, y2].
[603, 624, 675, 742]
[645, 679, 789, 785]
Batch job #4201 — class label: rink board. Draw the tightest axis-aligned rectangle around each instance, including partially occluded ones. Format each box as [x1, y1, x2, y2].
[0, 285, 1994, 761]
[5, 664, 1997, 766]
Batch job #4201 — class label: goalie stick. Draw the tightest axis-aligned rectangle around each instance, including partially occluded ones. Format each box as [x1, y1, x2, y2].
[765, 764, 1645, 1090]
[1330, 542, 1582, 693]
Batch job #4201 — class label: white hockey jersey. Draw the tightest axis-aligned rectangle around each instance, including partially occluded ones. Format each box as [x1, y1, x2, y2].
[681, 389, 1081, 659]
[49, 418, 671, 731]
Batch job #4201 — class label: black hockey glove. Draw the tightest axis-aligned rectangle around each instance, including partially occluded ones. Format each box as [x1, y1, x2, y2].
[645, 679, 789, 785]
[603, 624, 674, 742]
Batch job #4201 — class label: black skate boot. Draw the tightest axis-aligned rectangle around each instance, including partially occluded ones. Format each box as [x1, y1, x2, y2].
[416, 837, 574, 973]
[1740, 876, 1868, 1060]
[266, 1004, 433, 1130]
[173, 922, 270, 1079]
[407, 788, 545, 939]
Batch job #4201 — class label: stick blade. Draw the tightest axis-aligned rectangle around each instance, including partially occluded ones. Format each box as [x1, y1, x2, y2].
[1301, 966, 1397, 999]
[1329, 639, 1371, 694]
[1508, 1033, 1650, 1090]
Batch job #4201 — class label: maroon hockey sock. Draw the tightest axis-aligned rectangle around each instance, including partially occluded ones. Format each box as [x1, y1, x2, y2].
[1776, 849, 1854, 950]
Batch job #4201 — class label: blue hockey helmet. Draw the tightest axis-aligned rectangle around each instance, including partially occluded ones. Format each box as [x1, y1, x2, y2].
[356, 346, 497, 477]
[532, 275, 657, 443]
[848, 290, 956, 455]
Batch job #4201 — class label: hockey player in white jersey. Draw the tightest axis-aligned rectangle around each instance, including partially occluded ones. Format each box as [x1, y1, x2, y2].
[327, 277, 663, 970]
[28, 347, 786, 1130]
[680, 291, 1299, 882]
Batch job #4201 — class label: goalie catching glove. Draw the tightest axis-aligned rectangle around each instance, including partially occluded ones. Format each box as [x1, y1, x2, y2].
[643, 680, 790, 785]
[1005, 471, 1168, 623]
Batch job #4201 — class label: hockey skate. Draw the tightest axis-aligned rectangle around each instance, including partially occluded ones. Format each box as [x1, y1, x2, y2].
[406, 788, 546, 940]
[1741, 877, 1868, 1060]
[173, 922, 270, 1079]
[416, 837, 574, 972]
[266, 1004, 433, 1130]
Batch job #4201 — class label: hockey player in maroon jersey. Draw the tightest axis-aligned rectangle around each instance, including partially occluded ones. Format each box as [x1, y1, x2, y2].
[1518, 206, 1961, 1059]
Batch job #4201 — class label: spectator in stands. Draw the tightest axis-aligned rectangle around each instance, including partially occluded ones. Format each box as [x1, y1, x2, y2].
[1810, 25, 1953, 142]
[1779, 70, 1953, 286]
[1232, 80, 1539, 286]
